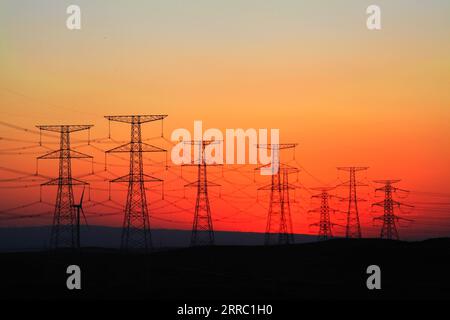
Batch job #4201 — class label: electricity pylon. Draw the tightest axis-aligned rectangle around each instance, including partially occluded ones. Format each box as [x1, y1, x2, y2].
[183, 140, 221, 246]
[372, 180, 413, 240]
[105, 115, 167, 252]
[36, 125, 93, 249]
[337, 166, 368, 238]
[257, 144, 298, 245]
[309, 187, 340, 240]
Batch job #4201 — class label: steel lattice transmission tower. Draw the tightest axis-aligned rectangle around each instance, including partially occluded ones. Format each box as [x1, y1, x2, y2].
[257, 144, 298, 245]
[337, 166, 368, 238]
[372, 180, 413, 240]
[105, 115, 167, 252]
[184, 140, 221, 246]
[309, 187, 340, 241]
[36, 125, 93, 249]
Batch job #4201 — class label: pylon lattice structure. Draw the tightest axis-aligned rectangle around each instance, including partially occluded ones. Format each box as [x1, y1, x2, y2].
[309, 187, 339, 241]
[372, 180, 413, 240]
[257, 144, 298, 245]
[105, 115, 167, 252]
[36, 125, 93, 249]
[337, 166, 368, 238]
[184, 140, 221, 246]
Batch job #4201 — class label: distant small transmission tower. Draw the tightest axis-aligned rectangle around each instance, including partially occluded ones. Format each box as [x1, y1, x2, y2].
[337, 166, 368, 238]
[309, 187, 340, 241]
[72, 187, 88, 250]
[184, 140, 221, 246]
[372, 180, 413, 240]
[36, 125, 93, 249]
[105, 115, 167, 252]
[257, 144, 298, 245]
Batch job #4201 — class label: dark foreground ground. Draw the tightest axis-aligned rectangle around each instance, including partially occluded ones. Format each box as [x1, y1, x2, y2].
[0, 238, 449, 300]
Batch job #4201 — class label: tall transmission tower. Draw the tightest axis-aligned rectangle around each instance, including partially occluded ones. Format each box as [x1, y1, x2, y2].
[257, 144, 298, 245]
[184, 140, 221, 246]
[36, 125, 93, 249]
[372, 180, 413, 240]
[309, 187, 340, 241]
[337, 166, 368, 238]
[105, 115, 167, 252]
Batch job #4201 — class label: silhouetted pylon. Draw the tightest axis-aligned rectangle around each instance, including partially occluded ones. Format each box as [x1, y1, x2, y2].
[257, 144, 298, 245]
[337, 166, 368, 238]
[105, 115, 167, 252]
[372, 180, 413, 240]
[36, 125, 93, 249]
[309, 187, 340, 241]
[183, 140, 221, 246]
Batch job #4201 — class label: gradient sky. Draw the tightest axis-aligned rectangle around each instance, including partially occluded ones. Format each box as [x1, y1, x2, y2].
[1, 0, 450, 240]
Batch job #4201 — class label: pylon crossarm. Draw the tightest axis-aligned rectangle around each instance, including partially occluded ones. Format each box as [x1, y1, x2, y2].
[337, 166, 369, 171]
[183, 140, 222, 146]
[106, 142, 166, 153]
[373, 215, 410, 222]
[394, 201, 414, 208]
[184, 181, 220, 187]
[41, 177, 88, 186]
[372, 201, 384, 207]
[254, 162, 297, 172]
[110, 174, 162, 183]
[104, 115, 167, 124]
[394, 187, 410, 193]
[257, 143, 297, 150]
[373, 179, 401, 184]
[336, 180, 368, 187]
[37, 149, 93, 159]
[311, 191, 337, 199]
[258, 181, 297, 191]
[375, 185, 406, 193]
[36, 125, 93, 133]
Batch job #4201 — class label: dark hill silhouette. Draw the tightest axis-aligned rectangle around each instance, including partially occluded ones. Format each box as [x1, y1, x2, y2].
[0, 238, 449, 300]
[0, 226, 317, 251]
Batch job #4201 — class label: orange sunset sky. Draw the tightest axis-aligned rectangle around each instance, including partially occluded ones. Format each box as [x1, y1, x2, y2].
[0, 0, 450, 239]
